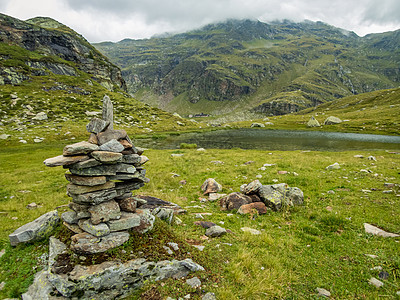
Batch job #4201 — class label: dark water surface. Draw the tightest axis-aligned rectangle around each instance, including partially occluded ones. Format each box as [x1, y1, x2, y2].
[135, 129, 400, 151]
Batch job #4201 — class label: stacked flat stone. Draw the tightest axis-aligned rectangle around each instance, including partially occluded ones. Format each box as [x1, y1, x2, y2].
[44, 96, 154, 254]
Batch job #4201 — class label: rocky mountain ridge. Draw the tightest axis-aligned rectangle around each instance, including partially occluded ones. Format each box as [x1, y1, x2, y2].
[95, 19, 400, 117]
[0, 13, 126, 91]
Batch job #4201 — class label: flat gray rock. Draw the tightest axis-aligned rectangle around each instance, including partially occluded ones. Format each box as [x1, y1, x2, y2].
[70, 231, 129, 254]
[43, 154, 89, 167]
[63, 141, 99, 156]
[9, 210, 59, 246]
[86, 117, 110, 134]
[205, 225, 227, 237]
[186, 276, 201, 288]
[88, 200, 121, 225]
[99, 139, 125, 153]
[70, 189, 117, 205]
[364, 223, 400, 237]
[78, 219, 110, 237]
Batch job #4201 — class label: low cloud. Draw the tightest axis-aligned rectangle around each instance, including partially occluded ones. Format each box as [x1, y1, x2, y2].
[2, 0, 400, 42]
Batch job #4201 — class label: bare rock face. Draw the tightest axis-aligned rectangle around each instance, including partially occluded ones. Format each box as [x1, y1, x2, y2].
[201, 178, 222, 195]
[219, 192, 252, 211]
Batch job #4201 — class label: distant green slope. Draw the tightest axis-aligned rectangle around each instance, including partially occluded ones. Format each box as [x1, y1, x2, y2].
[94, 19, 400, 117]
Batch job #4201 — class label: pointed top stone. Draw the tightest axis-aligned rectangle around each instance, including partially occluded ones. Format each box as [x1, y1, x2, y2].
[102, 95, 113, 130]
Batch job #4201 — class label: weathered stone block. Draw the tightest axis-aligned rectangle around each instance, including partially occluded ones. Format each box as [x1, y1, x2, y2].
[70, 231, 130, 254]
[219, 192, 252, 211]
[43, 154, 89, 167]
[91, 151, 122, 164]
[86, 117, 110, 134]
[67, 181, 115, 195]
[65, 174, 107, 186]
[97, 129, 127, 145]
[117, 197, 137, 212]
[88, 200, 121, 225]
[70, 189, 117, 205]
[78, 219, 110, 237]
[63, 141, 99, 156]
[9, 210, 59, 246]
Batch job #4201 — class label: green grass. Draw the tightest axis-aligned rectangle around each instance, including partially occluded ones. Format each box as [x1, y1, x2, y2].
[0, 140, 399, 299]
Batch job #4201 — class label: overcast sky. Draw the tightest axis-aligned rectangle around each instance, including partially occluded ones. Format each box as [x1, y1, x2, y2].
[1, 0, 400, 43]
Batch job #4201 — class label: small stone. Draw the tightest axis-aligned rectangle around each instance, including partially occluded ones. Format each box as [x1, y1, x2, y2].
[205, 225, 227, 237]
[186, 277, 201, 288]
[192, 245, 205, 251]
[201, 178, 222, 195]
[326, 163, 340, 170]
[98, 139, 124, 152]
[316, 287, 331, 297]
[171, 153, 184, 157]
[238, 202, 269, 215]
[26, 202, 38, 209]
[202, 292, 217, 300]
[0, 134, 10, 139]
[240, 227, 261, 235]
[364, 223, 400, 237]
[208, 193, 226, 201]
[120, 139, 133, 149]
[32, 112, 48, 121]
[34, 138, 43, 143]
[0, 281, 5, 291]
[63, 141, 99, 156]
[368, 277, 384, 288]
[163, 246, 174, 255]
[379, 271, 390, 280]
[194, 221, 217, 229]
[0, 249, 5, 258]
[367, 156, 377, 161]
[278, 170, 288, 175]
[168, 242, 179, 251]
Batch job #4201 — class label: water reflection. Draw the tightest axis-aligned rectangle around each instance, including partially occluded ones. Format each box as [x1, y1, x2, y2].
[134, 129, 400, 151]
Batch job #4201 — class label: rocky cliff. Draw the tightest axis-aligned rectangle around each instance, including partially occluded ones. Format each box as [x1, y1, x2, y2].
[0, 14, 126, 91]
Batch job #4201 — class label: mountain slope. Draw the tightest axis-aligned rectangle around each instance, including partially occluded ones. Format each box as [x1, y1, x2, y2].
[95, 19, 400, 117]
[0, 14, 126, 91]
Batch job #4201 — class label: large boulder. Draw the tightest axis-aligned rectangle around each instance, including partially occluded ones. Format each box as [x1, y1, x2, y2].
[324, 116, 342, 125]
[307, 116, 320, 127]
[220, 192, 252, 211]
[259, 183, 304, 211]
[9, 210, 60, 246]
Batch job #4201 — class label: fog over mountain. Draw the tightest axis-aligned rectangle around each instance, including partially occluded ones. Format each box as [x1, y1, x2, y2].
[1, 0, 400, 42]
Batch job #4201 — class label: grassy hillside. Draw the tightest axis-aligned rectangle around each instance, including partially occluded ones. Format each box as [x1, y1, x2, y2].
[0, 143, 399, 299]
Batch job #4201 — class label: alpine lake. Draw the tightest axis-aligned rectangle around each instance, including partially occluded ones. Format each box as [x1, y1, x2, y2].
[135, 128, 400, 151]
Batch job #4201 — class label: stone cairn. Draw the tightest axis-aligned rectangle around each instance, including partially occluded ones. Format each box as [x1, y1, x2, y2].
[44, 95, 154, 254]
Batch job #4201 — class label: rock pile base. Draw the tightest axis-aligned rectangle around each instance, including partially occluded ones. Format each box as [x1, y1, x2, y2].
[44, 96, 153, 254]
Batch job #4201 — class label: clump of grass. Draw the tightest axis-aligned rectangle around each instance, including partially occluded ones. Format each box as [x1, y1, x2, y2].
[180, 143, 197, 149]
